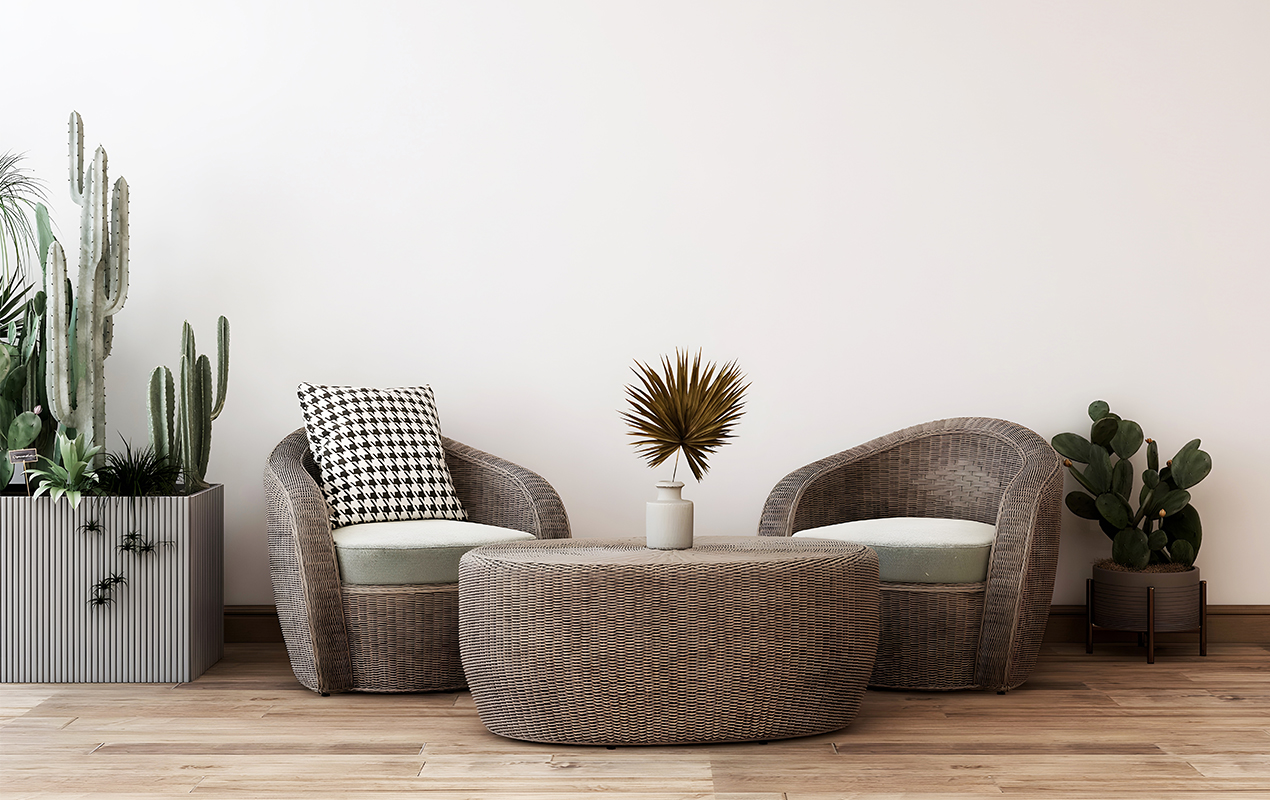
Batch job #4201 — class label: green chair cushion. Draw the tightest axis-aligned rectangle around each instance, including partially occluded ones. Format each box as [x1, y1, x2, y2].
[793, 517, 995, 583]
[332, 519, 536, 585]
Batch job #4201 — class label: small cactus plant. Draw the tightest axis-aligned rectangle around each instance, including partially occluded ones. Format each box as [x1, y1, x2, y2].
[1052, 401, 1211, 570]
[147, 317, 229, 492]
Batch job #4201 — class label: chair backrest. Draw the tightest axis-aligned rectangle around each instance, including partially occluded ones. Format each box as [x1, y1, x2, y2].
[786, 418, 1044, 534]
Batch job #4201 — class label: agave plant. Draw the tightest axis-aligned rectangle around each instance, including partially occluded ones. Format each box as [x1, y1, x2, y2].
[620, 349, 748, 482]
[28, 431, 104, 508]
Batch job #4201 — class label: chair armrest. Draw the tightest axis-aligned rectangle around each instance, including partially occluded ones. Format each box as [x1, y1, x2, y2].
[976, 446, 1063, 691]
[264, 428, 352, 694]
[444, 437, 571, 540]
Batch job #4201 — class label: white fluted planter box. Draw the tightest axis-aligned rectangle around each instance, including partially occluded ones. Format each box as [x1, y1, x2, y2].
[1, 484, 224, 683]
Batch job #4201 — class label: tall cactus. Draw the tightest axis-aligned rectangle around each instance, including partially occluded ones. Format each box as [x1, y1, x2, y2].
[45, 111, 129, 466]
[148, 317, 229, 492]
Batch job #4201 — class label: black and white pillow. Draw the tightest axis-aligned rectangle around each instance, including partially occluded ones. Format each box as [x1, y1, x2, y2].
[297, 383, 467, 527]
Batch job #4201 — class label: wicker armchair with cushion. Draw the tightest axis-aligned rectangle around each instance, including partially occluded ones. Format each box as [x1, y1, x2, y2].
[265, 428, 570, 694]
[759, 417, 1062, 693]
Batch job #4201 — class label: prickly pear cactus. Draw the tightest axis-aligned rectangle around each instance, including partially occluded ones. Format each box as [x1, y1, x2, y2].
[44, 111, 129, 466]
[1052, 401, 1211, 570]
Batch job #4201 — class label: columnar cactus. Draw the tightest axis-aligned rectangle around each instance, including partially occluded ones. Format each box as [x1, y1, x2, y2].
[44, 112, 129, 466]
[1052, 401, 1211, 570]
[148, 317, 229, 492]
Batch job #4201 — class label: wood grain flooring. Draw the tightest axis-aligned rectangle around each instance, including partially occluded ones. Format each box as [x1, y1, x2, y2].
[2, 642, 1268, 799]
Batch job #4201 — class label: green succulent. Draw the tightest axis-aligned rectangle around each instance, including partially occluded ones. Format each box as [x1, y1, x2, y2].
[1052, 401, 1211, 570]
[1, 358, 44, 487]
[28, 430, 104, 508]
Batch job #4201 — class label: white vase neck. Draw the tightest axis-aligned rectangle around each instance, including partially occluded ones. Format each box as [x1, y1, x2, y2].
[654, 481, 686, 501]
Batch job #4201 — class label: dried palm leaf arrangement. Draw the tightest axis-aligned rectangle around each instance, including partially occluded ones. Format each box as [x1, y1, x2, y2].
[620, 349, 748, 482]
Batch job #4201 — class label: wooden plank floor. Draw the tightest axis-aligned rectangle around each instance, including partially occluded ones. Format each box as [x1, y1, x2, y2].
[2, 642, 1268, 799]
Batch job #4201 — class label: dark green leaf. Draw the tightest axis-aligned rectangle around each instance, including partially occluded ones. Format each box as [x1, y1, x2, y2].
[1088, 400, 1110, 421]
[1096, 492, 1132, 530]
[1052, 433, 1092, 464]
[1147, 529, 1168, 551]
[1162, 504, 1202, 554]
[1065, 491, 1100, 520]
[1112, 528, 1150, 570]
[1112, 458, 1133, 501]
[1110, 420, 1144, 459]
[1170, 445, 1212, 490]
[1066, 463, 1101, 496]
[1098, 518, 1120, 539]
[1169, 539, 1196, 568]
[1157, 489, 1192, 517]
[1090, 417, 1118, 448]
[1085, 444, 1112, 494]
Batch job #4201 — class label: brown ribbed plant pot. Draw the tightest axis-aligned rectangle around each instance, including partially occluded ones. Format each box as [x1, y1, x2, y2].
[1086, 563, 1206, 663]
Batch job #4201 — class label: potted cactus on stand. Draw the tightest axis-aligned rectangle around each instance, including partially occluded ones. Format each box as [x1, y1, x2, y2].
[1052, 401, 1211, 663]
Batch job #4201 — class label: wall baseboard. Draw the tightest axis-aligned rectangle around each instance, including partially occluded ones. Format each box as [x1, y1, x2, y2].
[225, 605, 284, 643]
[224, 604, 1270, 645]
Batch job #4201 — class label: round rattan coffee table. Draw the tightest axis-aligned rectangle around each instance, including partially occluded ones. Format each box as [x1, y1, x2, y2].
[458, 536, 880, 746]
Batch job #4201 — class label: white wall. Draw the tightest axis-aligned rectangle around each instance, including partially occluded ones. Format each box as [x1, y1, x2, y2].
[7, 1, 1268, 605]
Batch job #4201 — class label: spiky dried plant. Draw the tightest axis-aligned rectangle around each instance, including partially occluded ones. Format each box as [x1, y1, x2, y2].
[620, 349, 748, 482]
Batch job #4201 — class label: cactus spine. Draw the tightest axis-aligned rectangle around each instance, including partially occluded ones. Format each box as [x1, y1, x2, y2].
[45, 112, 129, 465]
[148, 317, 229, 492]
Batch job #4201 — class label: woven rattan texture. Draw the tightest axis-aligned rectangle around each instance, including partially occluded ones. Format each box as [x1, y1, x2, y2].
[265, 431, 353, 694]
[342, 584, 464, 692]
[443, 438, 571, 540]
[872, 582, 985, 690]
[758, 418, 1062, 692]
[265, 428, 571, 694]
[458, 537, 880, 746]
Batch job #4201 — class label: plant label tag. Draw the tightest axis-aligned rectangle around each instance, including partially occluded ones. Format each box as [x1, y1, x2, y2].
[7, 449, 38, 464]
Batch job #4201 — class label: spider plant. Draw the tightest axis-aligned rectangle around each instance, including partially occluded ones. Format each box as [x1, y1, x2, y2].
[97, 438, 181, 497]
[620, 349, 749, 482]
[28, 431, 104, 508]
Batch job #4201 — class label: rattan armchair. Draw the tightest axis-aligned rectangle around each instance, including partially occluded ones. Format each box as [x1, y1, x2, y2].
[759, 418, 1062, 692]
[264, 428, 570, 694]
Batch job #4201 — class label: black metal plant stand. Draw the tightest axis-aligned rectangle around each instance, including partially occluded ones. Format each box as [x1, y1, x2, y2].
[1087, 578, 1207, 664]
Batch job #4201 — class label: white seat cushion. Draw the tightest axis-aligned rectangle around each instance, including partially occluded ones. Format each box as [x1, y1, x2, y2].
[793, 517, 995, 583]
[332, 519, 536, 585]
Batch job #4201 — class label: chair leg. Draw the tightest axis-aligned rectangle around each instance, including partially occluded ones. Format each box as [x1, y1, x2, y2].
[1200, 580, 1208, 657]
[1146, 586, 1156, 665]
[1086, 578, 1094, 654]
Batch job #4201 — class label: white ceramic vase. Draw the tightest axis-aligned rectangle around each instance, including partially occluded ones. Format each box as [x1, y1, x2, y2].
[646, 480, 693, 550]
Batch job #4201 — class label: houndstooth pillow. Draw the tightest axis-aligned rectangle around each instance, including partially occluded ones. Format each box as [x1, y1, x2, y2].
[297, 383, 467, 527]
